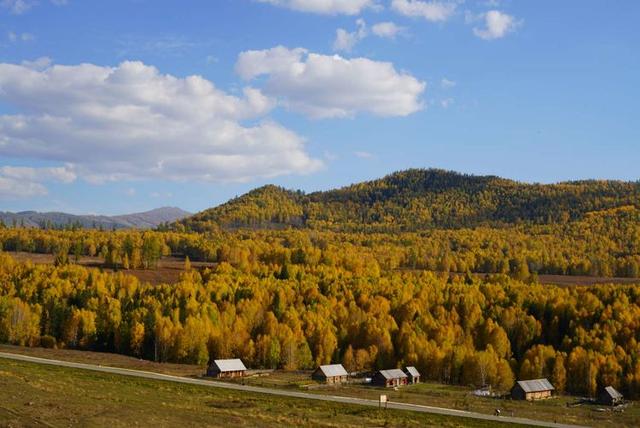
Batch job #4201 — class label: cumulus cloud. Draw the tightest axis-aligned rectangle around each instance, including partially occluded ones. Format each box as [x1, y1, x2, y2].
[21, 56, 52, 70]
[334, 20, 405, 52]
[0, 60, 323, 186]
[472, 10, 520, 40]
[7, 31, 34, 42]
[0, 175, 46, 198]
[333, 19, 367, 52]
[0, 165, 77, 183]
[440, 78, 456, 89]
[2, 0, 66, 14]
[391, 0, 456, 22]
[1, 0, 33, 14]
[236, 46, 426, 118]
[440, 97, 454, 108]
[0, 165, 75, 198]
[256, 0, 378, 15]
[371, 21, 405, 38]
[354, 151, 374, 159]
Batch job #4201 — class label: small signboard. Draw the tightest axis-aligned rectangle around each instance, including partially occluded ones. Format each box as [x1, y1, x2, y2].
[379, 394, 388, 409]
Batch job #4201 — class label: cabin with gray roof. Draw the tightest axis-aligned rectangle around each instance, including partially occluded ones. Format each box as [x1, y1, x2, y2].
[511, 378, 555, 400]
[207, 359, 247, 378]
[312, 364, 348, 384]
[404, 366, 421, 384]
[598, 386, 623, 406]
[372, 369, 408, 388]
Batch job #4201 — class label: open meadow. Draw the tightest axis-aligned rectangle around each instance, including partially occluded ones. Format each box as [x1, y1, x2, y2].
[224, 370, 639, 428]
[1, 346, 638, 427]
[0, 357, 517, 428]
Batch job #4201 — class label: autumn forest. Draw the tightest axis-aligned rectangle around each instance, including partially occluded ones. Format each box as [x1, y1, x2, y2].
[1, 169, 640, 399]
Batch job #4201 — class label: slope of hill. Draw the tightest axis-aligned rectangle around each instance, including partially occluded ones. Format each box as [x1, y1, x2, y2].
[0, 207, 191, 230]
[112, 207, 192, 228]
[177, 169, 640, 232]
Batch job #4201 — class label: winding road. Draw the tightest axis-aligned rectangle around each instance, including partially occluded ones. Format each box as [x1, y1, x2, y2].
[0, 352, 586, 428]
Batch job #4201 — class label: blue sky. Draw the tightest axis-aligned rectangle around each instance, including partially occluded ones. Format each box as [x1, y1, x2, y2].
[0, 0, 638, 215]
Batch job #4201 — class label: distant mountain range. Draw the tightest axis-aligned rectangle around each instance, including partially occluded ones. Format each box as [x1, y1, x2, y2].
[176, 168, 640, 232]
[0, 207, 191, 230]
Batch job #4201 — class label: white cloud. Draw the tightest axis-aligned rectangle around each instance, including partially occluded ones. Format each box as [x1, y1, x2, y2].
[0, 165, 77, 183]
[371, 21, 405, 39]
[1, 0, 34, 14]
[440, 97, 454, 108]
[391, 0, 456, 22]
[256, 0, 378, 15]
[0, 175, 47, 198]
[236, 46, 426, 118]
[334, 20, 404, 52]
[473, 10, 520, 40]
[333, 19, 367, 52]
[354, 151, 374, 158]
[0, 165, 75, 199]
[21, 57, 52, 70]
[0, 60, 323, 185]
[1, 0, 66, 14]
[7, 31, 35, 43]
[440, 78, 456, 89]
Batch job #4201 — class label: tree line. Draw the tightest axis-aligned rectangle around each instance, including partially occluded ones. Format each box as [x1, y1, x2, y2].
[176, 169, 640, 233]
[1, 204, 639, 278]
[1, 251, 639, 398]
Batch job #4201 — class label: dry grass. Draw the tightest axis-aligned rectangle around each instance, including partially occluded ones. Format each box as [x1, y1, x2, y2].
[8, 252, 216, 285]
[0, 358, 509, 428]
[10, 251, 640, 287]
[0, 344, 204, 377]
[224, 371, 640, 428]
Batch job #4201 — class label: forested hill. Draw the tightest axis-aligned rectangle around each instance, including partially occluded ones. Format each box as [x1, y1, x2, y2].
[1, 207, 191, 230]
[177, 169, 640, 232]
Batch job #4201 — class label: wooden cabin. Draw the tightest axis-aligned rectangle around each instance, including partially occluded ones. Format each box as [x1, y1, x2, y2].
[372, 369, 408, 388]
[598, 386, 623, 406]
[404, 366, 421, 384]
[207, 358, 247, 378]
[312, 364, 348, 384]
[511, 379, 555, 401]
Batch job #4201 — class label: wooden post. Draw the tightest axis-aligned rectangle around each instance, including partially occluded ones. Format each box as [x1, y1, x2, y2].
[379, 394, 387, 410]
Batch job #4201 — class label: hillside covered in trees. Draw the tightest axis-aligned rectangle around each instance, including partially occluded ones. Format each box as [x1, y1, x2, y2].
[177, 169, 640, 232]
[1, 168, 640, 401]
[2, 250, 640, 399]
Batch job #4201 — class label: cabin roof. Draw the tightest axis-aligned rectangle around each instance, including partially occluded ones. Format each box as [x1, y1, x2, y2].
[405, 366, 420, 377]
[377, 369, 408, 380]
[316, 364, 348, 377]
[603, 386, 623, 399]
[516, 378, 555, 393]
[212, 359, 247, 372]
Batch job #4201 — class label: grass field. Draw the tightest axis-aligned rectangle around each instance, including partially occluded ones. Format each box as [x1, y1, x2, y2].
[1, 346, 638, 427]
[8, 252, 216, 286]
[0, 358, 517, 428]
[0, 344, 205, 377]
[224, 370, 639, 428]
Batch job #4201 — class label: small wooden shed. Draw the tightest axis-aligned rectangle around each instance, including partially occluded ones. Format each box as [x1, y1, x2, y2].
[312, 364, 349, 384]
[207, 358, 247, 378]
[404, 366, 421, 384]
[511, 378, 555, 401]
[598, 386, 623, 406]
[372, 369, 408, 388]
